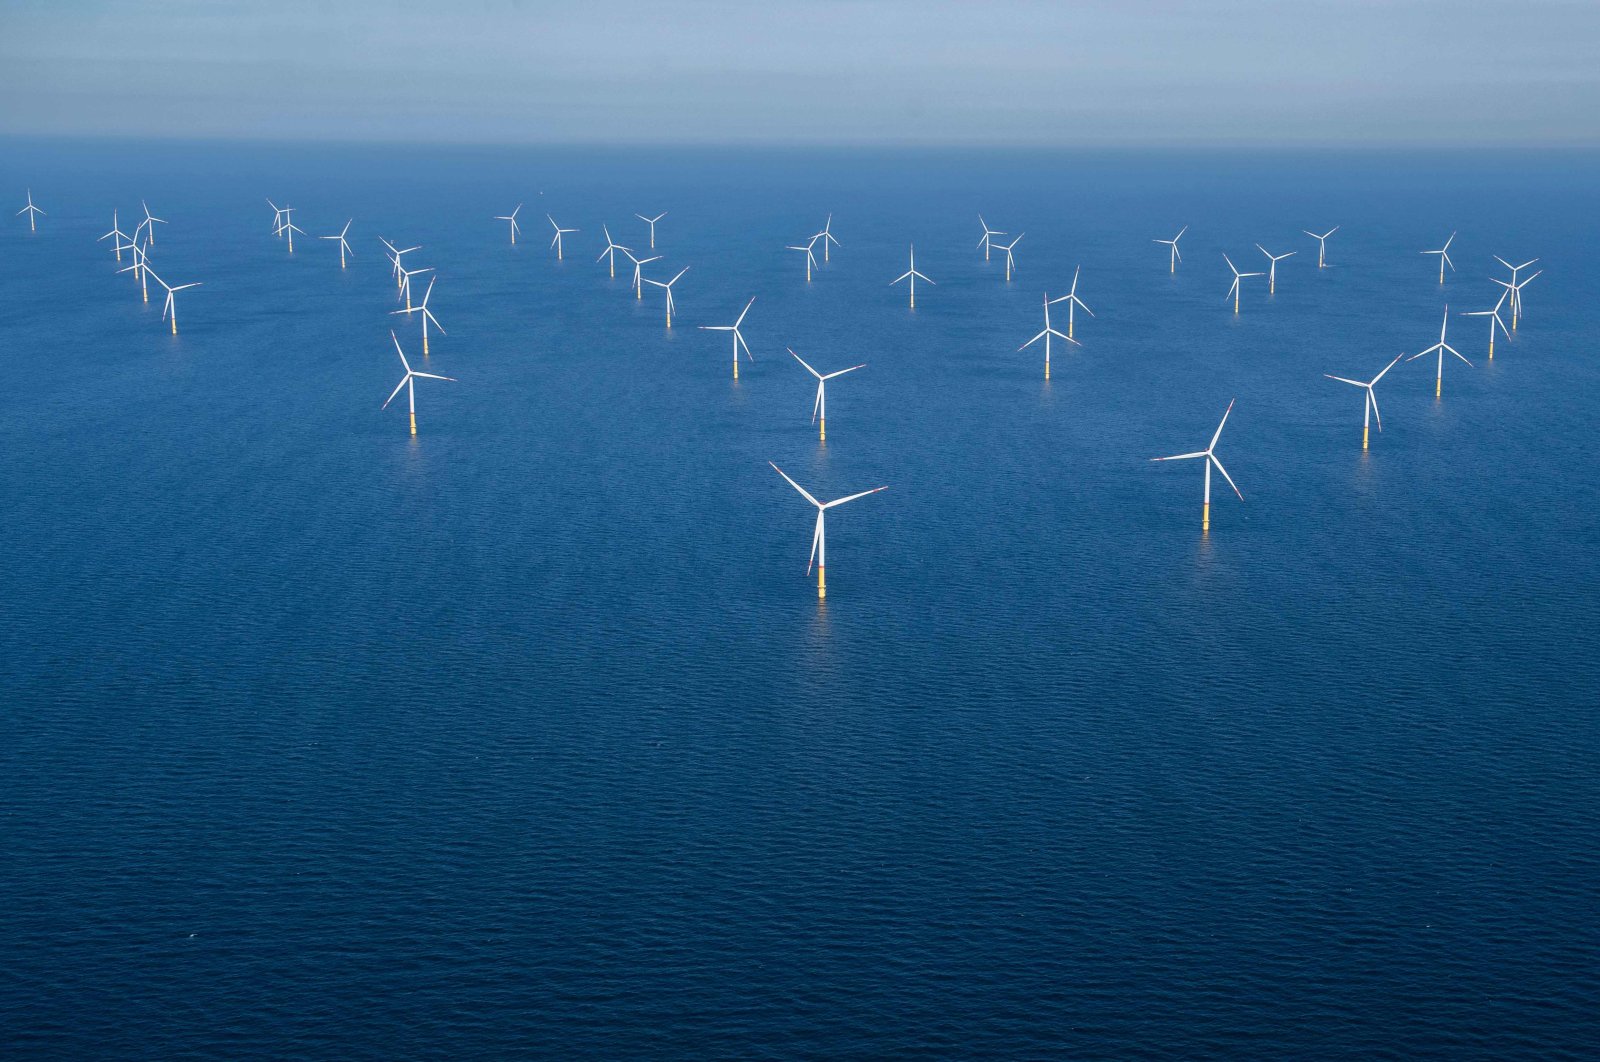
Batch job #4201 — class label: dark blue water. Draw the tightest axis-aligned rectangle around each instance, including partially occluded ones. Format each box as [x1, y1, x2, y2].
[4, 140, 1598, 1059]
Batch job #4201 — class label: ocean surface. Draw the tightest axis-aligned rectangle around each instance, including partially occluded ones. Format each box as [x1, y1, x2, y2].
[3, 140, 1598, 1059]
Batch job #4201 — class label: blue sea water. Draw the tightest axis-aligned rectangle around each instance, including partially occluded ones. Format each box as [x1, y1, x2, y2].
[3, 139, 1598, 1059]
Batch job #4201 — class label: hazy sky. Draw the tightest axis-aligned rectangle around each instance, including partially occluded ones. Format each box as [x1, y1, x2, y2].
[2, 0, 1597, 146]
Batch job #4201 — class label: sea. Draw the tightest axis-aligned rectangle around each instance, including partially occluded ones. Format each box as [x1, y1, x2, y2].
[3, 139, 1598, 1059]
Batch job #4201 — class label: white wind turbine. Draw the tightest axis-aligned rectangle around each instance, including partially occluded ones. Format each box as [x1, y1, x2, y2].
[994, 233, 1024, 283]
[1421, 231, 1456, 284]
[1020, 291, 1078, 380]
[381, 240, 422, 288]
[318, 219, 355, 269]
[1493, 257, 1539, 329]
[494, 204, 523, 245]
[1151, 399, 1243, 533]
[99, 210, 132, 262]
[817, 214, 840, 263]
[547, 215, 578, 260]
[382, 330, 455, 436]
[699, 297, 756, 379]
[391, 275, 445, 355]
[769, 462, 887, 600]
[786, 234, 820, 283]
[1255, 243, 1296, 294]
[636, 211, 667, 249]
[145, 266, 202, 335]
[789, 348, 863, 442]
[1153, 225, 1187, 273]
[623, 248, 661, 300]
[279, 206, 304, 253]
[1303, 226, 1338, 268]
[596, 225, 632, 278]
[1050, 266, 1094, 339]
[1223, 253, 1263, 314]
[977, 216, 1005, 261]
[1324, 353, 1403, 451]
[135, 200, 166, 245]
[266, 198, 287, 237]
[643, 266, 689, 328]
[17, 190, 44, 232]
[397, 264, 434, 311]
[1461, 294, 1511, 360]
[1407, 306, 1471, 398]
[118, 241, 152, 303]
[891, 245, 934, 308]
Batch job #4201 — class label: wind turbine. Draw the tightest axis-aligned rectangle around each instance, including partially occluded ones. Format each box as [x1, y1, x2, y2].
[266, 198, 287, 237]
[547, 215, 577, 260]
[382, 240, 422, 289]
[318, 219, 355, 269]
[1324, 353, 1403, 451]
[134, 200, 166, 245]
[786, 235, 820, 283]
[977, 216, 1005, 261]
[1407, 306, 1472, 398]
[1303, 226, 1338, 268]
[1050, 266, 1094, 339]
[494, 204, 523, 245]
[817, 214, 841, 263]
[891, 245, 934, 309]
[1421, 231, 1456, 284]
[1223, 254, 1263, 314]
[16, 190, 44, 232]
[398, 265, 434, 311]
[789, 348, 863, 442]
[643, 266, 688, 328]
[1153, 225, 1187, 272]
[1255, 244, 1296, 294]
[279, 206, 304, 253]
[1020, 291, 1078, 380]
[769, 462, 887, 600]
[382, 331, 455, 436]
[699, 297, 755, 379]
[623, 248, 661, 300]
[1493, 257, 1539, 329]
[636, 211, 666, 249]
[596, 225, 631, 278]
[1461, 294, 1511, 359]
[118, 242, 151, 303]
[99, 210, 132, 262]
[994, 233, 1024, 283]
[146, 266, 202, 335]
[391, 275, 445, 355]
[1151, 399, 1243, 533]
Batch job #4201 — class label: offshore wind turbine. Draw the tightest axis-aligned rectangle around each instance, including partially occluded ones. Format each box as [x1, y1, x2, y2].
[977, 216, 1005, 261]
[1324, 353, 1403, 451]
[1051, 266, 1094, 339]
[891, 245, 934, 308]
[135, 200, 166, 245]
[392, 276, 445, 355]
[636, 211, 666, 249]
[699, 297, 755, 379]
[789, 348, 863, 442]
[1407, 306, 1471, 398]
[1020, 291, 1078, 380]
[1421, 231, 1456, 284]
[643, 266, 688, 328]
[994, 233, 1024, 283]
[547, 215, 577, 260]
[99, 210, 132, 262]
[318, 219, 355, 269]
[118, 242, 152, 303]
[1223, 254, 1263, 314]
[279, 206, 304, 253]
[786, 235, 820, 283]
[1461, 294, 1511, 359]
[1303, 226, 1339, 268]
[817, 214, 841, 263]
[769, 462, 886, 600]
[596, 225, 631, 278]
[146, 267, 202, 335]
[1493, 257, 1539, 329]
[16, 190, 44, 232]
[266, 198, 287, 237]
[494, 204, 523, 245]
[1150, 399, 1243, 533]
[1153, 225, 1187, 272]
[623, 248, 661, 300]
[382, 331, 454, 436]
[398, 264, 434, 311]
[1255, 243, 1296, 294]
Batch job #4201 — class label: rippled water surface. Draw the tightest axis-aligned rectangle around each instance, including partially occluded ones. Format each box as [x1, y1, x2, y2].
[4, 141, 1599, 1059]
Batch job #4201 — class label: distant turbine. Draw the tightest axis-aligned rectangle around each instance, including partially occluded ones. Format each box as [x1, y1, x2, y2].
[786, 235, 820, 283]
[118, 242, 152, 303]
[789, 348, 863, 442]
[636, 211, 667, 249]
[977, 215, 1005, 261]
[622, 248, 661, 300]
[547, 215, 578, 260]
[596, 225, 631, 278]
[279, 206, 304, 254]
[391, 275, 445, 355]
[16, 189, 44, 232]
[1151, 399, 1243, 533]
[1020, 291, 1078, 380]
[817, 214, 841, 263]
[99, 209, 132, 262]
[1324, 353, 1403, 451]
[1223, 253, 1264, 314]
[1255, 244, 1296, 295]
[643, 266, 689, 329]
[397, 264, 434, 311]
[134, 200, 166, 245]
[381, 240, 422, 289]
[318, 219, 355, 269]
[1421, 231, 1456, 284]
[993, 233, 1024, 283]
[1407, 306, 1471, 398]
[1050, 266, 1094, 339]
[699, 297, 756, 380]
[769, 462, 887, 600]
[494, 204, 523, 245]
[1302, 226, 1339, 268]
[890, 245, 934, 309]
[1461, 294, 1511, 360]
[1493, 257, 1540, 330]
[145, 266, 202, 335]
[266, 198, 287, 237]
[1153, 225, 1187, 273]
[382, 331, 455, 436]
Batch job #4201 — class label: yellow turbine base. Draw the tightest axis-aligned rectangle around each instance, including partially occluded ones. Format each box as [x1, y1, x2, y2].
[1362, 425, 1369, 451]
[171, 319, 177, 335]
[409, 413, 417, 436]
[819, 419, 826, 442]
[733, 361, 739, 380]
[1436, 378, 1442, 398]
[422, 334, 429, 356]
[818, 567, 826, 599]
[1044, 362, 1050, 380]
[1202, 502, 1210, 532]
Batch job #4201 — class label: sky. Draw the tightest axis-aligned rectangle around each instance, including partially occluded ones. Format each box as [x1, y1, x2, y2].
[2, 0, 1597, 147]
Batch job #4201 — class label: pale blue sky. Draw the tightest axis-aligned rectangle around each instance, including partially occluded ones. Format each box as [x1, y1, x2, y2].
[2, 0, 1596, 146]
